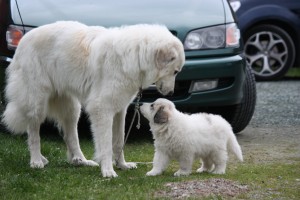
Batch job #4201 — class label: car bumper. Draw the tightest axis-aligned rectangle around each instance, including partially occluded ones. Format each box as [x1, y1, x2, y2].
[139, 54, 246, 108]
[0, 54, 246, 108]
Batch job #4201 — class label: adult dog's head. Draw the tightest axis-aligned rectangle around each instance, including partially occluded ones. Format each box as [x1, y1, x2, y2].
[140, 98, 175, 128]
[153, 40, 185, 96]
[132, 25, 185, 96]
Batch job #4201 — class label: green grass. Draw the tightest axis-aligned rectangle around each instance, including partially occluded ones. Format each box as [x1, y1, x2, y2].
[285, 67, 300, 78]
[0, 132, 299, 200]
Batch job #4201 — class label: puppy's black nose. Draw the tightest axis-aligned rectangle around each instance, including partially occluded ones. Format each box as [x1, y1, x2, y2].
[139, 102, 143, 106]
[167, 91, 174, 96]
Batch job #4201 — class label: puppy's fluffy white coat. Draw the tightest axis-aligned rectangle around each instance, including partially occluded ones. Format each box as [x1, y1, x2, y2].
[2, 21, 184, 177]
[140, 98, 243, 176]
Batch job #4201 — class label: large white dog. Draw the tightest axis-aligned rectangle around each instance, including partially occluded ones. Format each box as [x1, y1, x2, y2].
[140, 98, 243, 176]
[2, 21, 185, 177]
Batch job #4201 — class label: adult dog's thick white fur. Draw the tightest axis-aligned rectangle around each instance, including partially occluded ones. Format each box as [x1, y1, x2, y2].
[140, 98, 243, 176]
[2, 21, 185, 177]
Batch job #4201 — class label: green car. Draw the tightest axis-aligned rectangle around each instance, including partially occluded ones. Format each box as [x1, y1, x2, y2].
[0, 0, 256, 133]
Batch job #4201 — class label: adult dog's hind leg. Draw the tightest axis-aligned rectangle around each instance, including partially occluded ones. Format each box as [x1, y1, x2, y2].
[49, 95, 98, 167]
[27, 122, 49, 168]
[26, 97, 49, 168]
[113, 109, 137, 170]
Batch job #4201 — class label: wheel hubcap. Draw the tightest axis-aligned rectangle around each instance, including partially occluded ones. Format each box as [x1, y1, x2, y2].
[245, 31, 288, 77]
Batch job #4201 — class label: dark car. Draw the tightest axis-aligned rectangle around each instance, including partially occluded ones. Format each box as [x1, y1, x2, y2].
[0, 0, 256, 133]
[230, 0, 300, 80]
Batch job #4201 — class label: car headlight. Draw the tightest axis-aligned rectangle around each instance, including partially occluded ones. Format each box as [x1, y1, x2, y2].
[184, 23, 240, 50]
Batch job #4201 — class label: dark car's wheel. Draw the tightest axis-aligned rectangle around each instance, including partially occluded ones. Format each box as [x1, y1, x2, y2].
[244, 24, 295, 81]
[217, 64, 256, 133]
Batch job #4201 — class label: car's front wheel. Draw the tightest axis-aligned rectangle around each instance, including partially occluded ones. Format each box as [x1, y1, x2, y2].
[244, 24, 295, 81]
[216, 64, 256, 133]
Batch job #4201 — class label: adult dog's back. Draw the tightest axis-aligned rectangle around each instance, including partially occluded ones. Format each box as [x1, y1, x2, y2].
[3, 21, 104, 133]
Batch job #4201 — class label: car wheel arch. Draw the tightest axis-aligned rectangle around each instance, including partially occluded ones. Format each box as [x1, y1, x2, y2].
[242, 19, 299, 46]
[242, 22, 297, 80]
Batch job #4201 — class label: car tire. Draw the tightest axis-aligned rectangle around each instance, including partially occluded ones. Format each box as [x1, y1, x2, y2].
[215, 63, 256, 133]
[0, 61, 8, 132]
[244, 24, 295, 81]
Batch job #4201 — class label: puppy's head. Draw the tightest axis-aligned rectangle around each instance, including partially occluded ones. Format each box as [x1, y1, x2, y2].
[154, 39, 185, 96]
[140, 98, 175, 126]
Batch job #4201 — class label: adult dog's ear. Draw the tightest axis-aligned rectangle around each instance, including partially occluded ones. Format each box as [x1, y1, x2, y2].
[155, 46, 177, 69]
[154, 106, 168, 124]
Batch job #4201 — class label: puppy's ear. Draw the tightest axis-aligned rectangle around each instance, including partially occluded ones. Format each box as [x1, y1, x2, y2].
[154, 106, 168, 124]
[155, 46, 176, 69]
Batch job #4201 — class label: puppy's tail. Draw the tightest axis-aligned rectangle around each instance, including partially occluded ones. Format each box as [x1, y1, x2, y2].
[228, 132, 243, 162]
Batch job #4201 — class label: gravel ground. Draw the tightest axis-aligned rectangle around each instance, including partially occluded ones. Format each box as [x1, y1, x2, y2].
[156, 179, 249, 199]
[250, 80, 300, 128]
[239, 80, 300, 164]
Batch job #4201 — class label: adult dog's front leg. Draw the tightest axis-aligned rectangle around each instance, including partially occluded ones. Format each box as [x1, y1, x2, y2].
[113, 110, 137, 170]
[89, 110, 117, 178]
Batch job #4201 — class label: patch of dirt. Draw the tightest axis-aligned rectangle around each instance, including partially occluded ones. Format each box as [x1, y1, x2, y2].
[155, 178, 249, 199]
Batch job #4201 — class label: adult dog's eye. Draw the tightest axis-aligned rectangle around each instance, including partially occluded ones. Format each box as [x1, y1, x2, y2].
[150, 104, 154, 109]
[174, 70, 179, 75]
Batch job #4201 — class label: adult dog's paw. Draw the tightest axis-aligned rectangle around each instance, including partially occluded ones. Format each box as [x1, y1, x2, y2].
[30, 155, 49, 168]
[116, 162, 137, 170]
[41, 156, 49, 165]
[85, 160, 99, 167]
[102, 170, 118, 178]
[71, 157, 99, 167]
[30, 160, 45, 168]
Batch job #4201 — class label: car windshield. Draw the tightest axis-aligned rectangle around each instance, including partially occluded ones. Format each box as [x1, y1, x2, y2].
[12, 0, 225, 30]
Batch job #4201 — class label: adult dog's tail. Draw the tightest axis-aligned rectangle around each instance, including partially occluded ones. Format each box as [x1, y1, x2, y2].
[2, 102, 28, 134]
[228, 132, 243, 162]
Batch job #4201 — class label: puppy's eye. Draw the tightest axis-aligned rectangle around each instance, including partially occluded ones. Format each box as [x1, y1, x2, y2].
[174, 70, 179, 75]
[150, 104, 154, 109]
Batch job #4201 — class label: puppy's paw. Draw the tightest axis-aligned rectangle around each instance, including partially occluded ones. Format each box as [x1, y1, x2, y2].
[174, 170, 191, 177]
[196, 167, 207, 173]
[212, 165, 226, 174]
[146, 170, 161, 176]
[212, 170, 225, 175]
[117, 162, 137, 170]
[71, 157, 99, 167]
[102, 169, 118, 178]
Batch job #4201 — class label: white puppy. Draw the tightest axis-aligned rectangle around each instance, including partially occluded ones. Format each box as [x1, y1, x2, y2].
[2, 21, 185, 177]
[140, 98, 243, 176]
